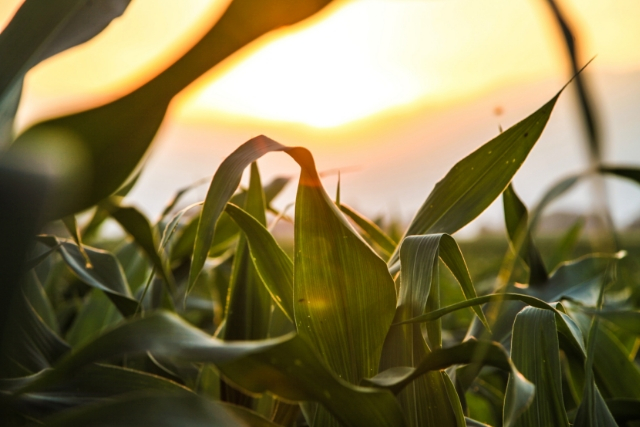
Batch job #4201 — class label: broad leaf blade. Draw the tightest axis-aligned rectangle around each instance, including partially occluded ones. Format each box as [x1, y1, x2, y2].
[291, 146, 397, 384]
[224, 203, 294, 321]
[20, 312, 405, 427]
[508, 307, 569, 427]
[390, 93, 561, 265]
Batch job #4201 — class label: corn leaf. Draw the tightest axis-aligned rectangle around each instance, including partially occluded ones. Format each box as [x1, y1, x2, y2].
[188, 137, 397, 403]
[508, 307, 569, 427]
[396, 293, 558, 325]
[366, 339, 534, 427]
[42, 391, 244, 427]
[503, 184, 548, 285]
[224, 203, 294, 321]
[19, 312, 405, 427]
[390, 93, 562, 266]
[0, 293, 70, 378]
[8, 0, 333, 218]
[291, 146, 397, 383]
[108, 205, 176, 293]
[222, 162, 271, 341]
[37, 236, 138, 317]
[339, 203, 397, 257]
[380, 234, 486, 427]
[220, 162, 272, 406]
[0, 0, 131, 146]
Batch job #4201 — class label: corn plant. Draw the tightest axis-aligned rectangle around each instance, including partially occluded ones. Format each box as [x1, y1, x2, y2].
[2, 1, 640, 426]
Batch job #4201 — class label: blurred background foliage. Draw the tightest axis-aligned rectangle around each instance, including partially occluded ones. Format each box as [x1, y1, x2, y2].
[1, 1, 640, 426]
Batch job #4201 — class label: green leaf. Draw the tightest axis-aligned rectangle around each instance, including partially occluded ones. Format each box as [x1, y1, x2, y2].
[37, 236, 138, 317]
[396, 293, 558, 325]
[571, 269, 619, 427]
[42, 391, 244, 427]
[189, 137, 397, 398]
[220, 162, 272, 406]
[224, 203, 294, 321]
[19, 312, 405, 427]
[61, 215, 92, 268]
[23, 270, 58, 333]
[0, 293, 70, 378]
[108, 205, 176, 293]
[8, 0, 333, 217]
[0, 0, 131, 146]
[3, 364, 191, 417]
[189, 137, 290, 291]
[338, 204, 397, 257]
[508, 307, 569, 427]
[291, 147, 396, 386]
[502, 184, 548, 285]
[222, 162, 272, 341]
[390, 93, 562, 266]
[380, 234, 486, 427]
[365, 339, 534, 427]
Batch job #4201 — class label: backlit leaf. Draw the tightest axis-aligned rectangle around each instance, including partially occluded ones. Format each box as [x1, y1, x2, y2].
[390, 93, 562, 266]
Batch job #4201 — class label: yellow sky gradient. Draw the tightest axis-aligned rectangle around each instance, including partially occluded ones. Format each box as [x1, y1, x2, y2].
[4, 0, 640, 132]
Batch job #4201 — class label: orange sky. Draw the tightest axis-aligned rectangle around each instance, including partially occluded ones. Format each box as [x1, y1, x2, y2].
[4, 0, 640, 132]
[3, 0, 640, 233]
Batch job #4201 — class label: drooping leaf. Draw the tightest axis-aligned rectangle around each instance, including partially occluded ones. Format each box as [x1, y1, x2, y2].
[396, 293, 558, 325]
[188, 137, 397, 417]
[19, 312, 405, 427]
[37, 236, 138, 317]
[3, 364, 192, 418]
[8, 0, 333, 218]
[365, 339, 534, 427]
[380, 234, 486, 427]
[389, 92, 563, 266]
[224, 203, 294, 321]
[508, 307, 569, 427]
[502, 184, 548, 285]
[0, 0, 131, 146]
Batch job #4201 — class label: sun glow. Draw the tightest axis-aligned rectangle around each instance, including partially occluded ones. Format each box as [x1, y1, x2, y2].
[5, 0, 640, 131]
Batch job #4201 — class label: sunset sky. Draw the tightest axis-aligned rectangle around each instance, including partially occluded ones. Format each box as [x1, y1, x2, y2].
[2, 0, 640, 233]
